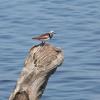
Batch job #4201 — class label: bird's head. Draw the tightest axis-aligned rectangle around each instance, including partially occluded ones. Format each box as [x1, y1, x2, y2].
[50, 31, 56, 34]
[49, 31, 56, 39]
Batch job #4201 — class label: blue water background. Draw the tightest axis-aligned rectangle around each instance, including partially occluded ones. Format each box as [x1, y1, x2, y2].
[0, 0, 100, 100]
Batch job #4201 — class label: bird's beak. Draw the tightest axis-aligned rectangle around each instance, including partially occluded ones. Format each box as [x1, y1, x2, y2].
[53, 32, 56, 34]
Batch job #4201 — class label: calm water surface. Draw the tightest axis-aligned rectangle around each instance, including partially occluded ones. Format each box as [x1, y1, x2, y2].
[0, 0, 100, 100]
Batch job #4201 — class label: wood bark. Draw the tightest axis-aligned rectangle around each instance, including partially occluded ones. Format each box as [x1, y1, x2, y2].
[9, 43, 64, 100]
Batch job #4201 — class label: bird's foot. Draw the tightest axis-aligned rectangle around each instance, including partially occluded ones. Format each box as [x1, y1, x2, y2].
[40, 41, 45, 46]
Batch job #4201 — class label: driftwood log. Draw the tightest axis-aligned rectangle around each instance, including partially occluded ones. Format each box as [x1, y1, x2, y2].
[9, 43, 64, 100]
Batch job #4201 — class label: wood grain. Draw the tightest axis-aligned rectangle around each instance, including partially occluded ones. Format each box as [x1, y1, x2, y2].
[9, 43, 64, 100]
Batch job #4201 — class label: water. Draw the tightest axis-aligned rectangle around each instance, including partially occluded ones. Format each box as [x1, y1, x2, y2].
[0, 0, 100, 100]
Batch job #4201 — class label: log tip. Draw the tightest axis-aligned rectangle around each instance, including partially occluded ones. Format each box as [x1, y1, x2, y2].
[29, 43, 63, 54]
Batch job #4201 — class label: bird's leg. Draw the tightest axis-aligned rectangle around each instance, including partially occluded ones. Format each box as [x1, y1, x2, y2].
[41, 41, 45, 46]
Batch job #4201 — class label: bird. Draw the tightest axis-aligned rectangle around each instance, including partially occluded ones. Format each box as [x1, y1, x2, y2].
[32, 31, 56, 45]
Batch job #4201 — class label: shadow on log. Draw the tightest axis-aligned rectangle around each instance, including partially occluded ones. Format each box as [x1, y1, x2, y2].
[9, 43, 64, 100]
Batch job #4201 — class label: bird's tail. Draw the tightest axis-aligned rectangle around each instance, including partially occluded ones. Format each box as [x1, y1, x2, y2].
[32, 37, 39, 40]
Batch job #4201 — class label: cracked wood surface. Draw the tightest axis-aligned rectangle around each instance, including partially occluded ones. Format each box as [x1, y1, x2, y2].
[9, 43, 64, 100]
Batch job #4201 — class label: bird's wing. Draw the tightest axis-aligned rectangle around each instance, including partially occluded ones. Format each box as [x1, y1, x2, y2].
[39, 33, 49, 37]
[32, 33, 49, 39]
[32, 35, 49, 40]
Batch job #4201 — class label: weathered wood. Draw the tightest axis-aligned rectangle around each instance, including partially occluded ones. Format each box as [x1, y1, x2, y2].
[9, 43, 64, 100]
